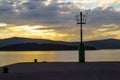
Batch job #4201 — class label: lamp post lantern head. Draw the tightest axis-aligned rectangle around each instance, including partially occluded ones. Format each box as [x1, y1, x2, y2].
[75, 12, 88, 24]
[75, 15, 80, 24]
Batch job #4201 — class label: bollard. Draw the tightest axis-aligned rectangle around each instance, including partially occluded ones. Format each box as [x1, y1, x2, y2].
[34, 59, 37, 63]
[3, 67, 8, 73]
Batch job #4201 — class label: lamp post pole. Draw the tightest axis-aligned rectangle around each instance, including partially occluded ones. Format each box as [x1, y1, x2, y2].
[76, 12, 87, 63]
[80, 12, 83, 43]
[79, 12, 85, 63]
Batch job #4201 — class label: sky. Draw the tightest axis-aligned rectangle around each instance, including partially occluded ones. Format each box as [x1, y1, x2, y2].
[0, 0, 120, 41]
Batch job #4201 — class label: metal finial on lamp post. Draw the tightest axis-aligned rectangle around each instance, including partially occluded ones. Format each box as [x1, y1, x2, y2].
[75, 12, 87, 63]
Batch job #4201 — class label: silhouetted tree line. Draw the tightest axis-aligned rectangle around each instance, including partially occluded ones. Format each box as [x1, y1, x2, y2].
[0, 43, 96, 51]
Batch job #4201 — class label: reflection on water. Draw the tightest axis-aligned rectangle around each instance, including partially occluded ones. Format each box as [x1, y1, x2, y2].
[0, 50, 120, 66]
[0, 51, 78, 66]
[86, 50, 120, 62]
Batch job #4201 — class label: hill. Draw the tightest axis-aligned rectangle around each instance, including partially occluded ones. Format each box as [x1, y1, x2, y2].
[84, 39, 120, 49]
[0, 37, 96, 51]
[0, 37, 119, 50]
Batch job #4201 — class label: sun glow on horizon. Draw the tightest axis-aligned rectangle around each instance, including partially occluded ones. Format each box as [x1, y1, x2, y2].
[0, 22, 120, 42]
[0, 23, 72, 41]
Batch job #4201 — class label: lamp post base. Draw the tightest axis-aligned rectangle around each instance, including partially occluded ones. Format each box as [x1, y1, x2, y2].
[79, 43, 85, 63]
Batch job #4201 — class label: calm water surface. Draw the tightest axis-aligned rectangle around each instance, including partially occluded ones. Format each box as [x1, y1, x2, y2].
[0, 50, 120, 66]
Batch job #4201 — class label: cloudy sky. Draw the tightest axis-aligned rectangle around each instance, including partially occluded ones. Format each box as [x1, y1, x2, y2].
[0, 0, 120, 41]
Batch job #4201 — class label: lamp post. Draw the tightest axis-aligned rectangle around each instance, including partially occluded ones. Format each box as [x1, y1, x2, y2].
[76, 12, 87, 63]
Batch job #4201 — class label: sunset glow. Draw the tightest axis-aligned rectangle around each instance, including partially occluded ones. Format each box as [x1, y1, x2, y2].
[0, 0, 120, 41]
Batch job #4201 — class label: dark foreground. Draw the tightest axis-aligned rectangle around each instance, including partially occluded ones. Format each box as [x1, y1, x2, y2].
[0, 62, 120, 80]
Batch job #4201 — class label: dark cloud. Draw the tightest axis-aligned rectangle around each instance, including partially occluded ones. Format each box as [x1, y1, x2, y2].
[0, 0, 120, 30]
[0, 0, 77, 25]
[87, 6, 120, 27]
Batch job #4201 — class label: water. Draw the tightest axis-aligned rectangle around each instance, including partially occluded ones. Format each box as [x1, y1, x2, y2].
[0, 50, 120, 67]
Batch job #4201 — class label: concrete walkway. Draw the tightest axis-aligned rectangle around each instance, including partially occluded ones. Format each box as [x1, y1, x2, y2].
[0, 62, 120, 80]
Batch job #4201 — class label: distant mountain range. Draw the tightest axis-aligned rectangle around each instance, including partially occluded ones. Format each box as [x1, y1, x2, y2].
[0, 37, 119, 51]
[84, 39, 120, 49]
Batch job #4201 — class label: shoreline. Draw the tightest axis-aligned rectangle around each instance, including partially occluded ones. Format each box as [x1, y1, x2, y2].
[0, 49, 120, 51]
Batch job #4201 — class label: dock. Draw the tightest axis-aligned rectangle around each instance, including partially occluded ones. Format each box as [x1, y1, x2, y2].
[0, 62, 120, 80]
